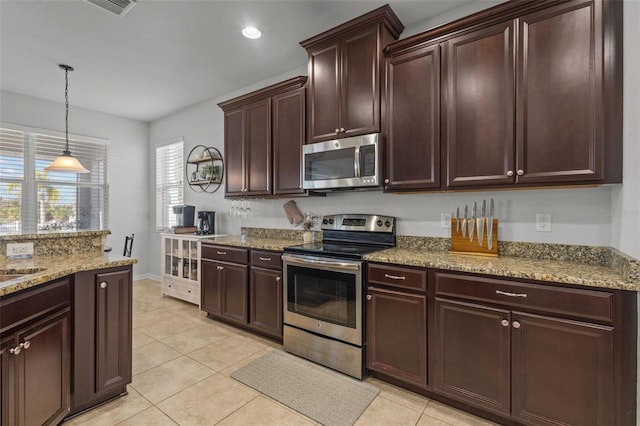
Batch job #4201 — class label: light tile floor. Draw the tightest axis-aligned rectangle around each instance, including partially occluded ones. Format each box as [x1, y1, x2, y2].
[63, 279, 497, 426]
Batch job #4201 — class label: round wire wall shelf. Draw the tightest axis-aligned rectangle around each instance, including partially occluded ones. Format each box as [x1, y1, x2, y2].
[186, 145, 224, 193]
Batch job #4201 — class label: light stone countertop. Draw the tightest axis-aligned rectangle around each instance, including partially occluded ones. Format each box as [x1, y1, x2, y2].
[200, 235, 303, 252]
[365, 248, 639, 292]
[0, 253, 137, 297]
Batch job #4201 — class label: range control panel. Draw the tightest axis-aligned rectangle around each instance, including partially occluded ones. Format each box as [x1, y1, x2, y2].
[321, 214, 395, 233]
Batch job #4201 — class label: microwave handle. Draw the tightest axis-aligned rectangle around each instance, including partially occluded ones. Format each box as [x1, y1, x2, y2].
[354, 146, 360, 177]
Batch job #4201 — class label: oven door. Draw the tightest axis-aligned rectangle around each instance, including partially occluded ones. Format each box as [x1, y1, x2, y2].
[282, 254, 362, 346]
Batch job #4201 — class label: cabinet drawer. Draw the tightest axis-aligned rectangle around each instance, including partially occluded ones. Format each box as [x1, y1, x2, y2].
[368, 263, 427, 292]
[163, 279, 199, 305]
[250, 250, 282, 270]
[1, 278, 71, 334]
[201, 244, 248, 264]
[434, 272, 613, 323]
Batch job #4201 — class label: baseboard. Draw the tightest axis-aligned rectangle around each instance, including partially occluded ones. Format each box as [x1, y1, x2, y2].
[133, 273, 160, 281]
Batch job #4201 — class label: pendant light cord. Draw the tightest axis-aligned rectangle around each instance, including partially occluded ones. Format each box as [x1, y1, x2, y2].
[64, 67, 70, 152]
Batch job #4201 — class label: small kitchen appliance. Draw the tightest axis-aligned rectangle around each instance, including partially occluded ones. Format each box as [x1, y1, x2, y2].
[172, 204, 195, 227]
[282, 213, 396, 379]
[195, 211, 215, 235]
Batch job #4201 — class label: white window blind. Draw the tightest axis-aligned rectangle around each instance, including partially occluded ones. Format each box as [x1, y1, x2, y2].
[0, 125, 109, 234]
[156, 139, 184, 231]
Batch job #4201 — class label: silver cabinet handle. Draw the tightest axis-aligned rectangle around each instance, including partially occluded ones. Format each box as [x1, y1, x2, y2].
[501, 319, 509, 327]
[99, 281, 107, 289]
[217, 251, 227, 255]
[259, 257, 272, 261]
[9, 346, 21, 355]
[496, 290, 527, 298]
[513, 321, 521, 329]
[276, 276, 281, 283]
[335, 128, 340, 133]
[20, 341, 30, 350]
[384, 273, 406, 280]
[366, 294, 372, 300]
[217, 265, 224, 271]
[517, 170, 524, 176]
[507, 171, 514, 177]
[340, 128, 345, 132]
[384, 178, 390, 184]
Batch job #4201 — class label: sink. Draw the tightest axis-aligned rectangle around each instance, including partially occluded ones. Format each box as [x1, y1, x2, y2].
[0, 274, 25, 282]
[0, 268, 45, 282]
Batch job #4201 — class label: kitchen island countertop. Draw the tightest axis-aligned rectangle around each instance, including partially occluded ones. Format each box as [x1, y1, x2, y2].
[0, 253, 137, 297]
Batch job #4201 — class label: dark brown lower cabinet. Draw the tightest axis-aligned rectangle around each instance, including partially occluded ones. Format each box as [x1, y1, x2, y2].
[366, 287, 427, 389]
[248, 267, 282, 339]
[70, 266, 132, 417]
[201, 256, 249, 326]
[434, 298, 615, 426]
[511, 312, 614, 426]
[0, 278, 71, 426]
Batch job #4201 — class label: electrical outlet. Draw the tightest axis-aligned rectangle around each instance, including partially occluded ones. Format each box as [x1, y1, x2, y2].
[441, 213, 452, 229]
[7, 242, 34, 259]
[536, 213, 552, 232]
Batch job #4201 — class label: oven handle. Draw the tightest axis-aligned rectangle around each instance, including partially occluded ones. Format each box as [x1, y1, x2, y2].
[282, 254, 361, 271]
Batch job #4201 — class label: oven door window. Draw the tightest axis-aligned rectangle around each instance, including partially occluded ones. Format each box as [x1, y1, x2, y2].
[305, 148, 356, 181]
[286, 265, 356, 328]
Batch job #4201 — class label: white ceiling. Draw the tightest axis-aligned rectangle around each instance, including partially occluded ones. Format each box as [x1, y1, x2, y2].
[1, 0, 479, 123]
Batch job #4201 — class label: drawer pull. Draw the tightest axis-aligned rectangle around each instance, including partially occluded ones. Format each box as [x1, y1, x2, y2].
[496, 290, 527, 298]
[366, 295, 372, 301]
[99, 281, 108, 289]
[501, 319, 509, 327]
[384, 273, 406, 280]
[217, 265, 224, 271]
[513, 321, 521, 329]
[276, 277, 281, 283]
[20, 341, 30, 350]
[216, 251, 227, 255]
[9, 346, 21, 355]
[259, 257, 272, 261]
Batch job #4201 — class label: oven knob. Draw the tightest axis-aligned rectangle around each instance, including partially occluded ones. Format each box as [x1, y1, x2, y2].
[376, 220, 383, 227]
[322, 219, 328, 225]
[384, 220, 391, 228]
[328, 219, 334, 225]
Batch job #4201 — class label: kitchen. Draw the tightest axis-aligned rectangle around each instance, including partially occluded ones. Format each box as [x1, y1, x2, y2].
[1, 0, 639, 425]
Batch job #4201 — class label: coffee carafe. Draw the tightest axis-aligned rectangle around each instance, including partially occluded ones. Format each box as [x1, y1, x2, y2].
[196, 211, 215, 235]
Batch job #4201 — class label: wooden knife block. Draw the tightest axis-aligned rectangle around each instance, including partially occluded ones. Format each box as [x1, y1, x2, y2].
[449, 218, 498, 257]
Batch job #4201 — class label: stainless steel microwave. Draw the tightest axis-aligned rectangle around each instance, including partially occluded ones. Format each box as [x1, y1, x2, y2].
[302, 133, 382, 191]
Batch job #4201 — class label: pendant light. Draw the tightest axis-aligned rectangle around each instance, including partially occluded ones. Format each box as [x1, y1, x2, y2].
[44, 64, 90, 174]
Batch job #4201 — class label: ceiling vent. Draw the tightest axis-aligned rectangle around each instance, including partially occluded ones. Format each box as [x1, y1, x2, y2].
[85, 0, 137, 16]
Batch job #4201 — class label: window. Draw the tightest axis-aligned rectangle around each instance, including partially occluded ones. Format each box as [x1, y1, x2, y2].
[156, 139, 184, 231]
[0, 124, 109, 234]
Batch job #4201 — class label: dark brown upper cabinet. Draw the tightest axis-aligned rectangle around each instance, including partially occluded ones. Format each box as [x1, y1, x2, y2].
[301, 5, 404, 144]
[218, 76, 307, 198]
[383, 0, 622, 192]
[383, 43, 441, 191]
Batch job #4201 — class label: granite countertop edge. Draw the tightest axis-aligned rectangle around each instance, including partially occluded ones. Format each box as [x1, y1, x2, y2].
[0, 254, 138, 297]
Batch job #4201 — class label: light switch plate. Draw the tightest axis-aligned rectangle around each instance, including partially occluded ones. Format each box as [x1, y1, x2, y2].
[7, 242, 34, 259]
[441, 213, 452, 229]
[536, 213, 552, 232]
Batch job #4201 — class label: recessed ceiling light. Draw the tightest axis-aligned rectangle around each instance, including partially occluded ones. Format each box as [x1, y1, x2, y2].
[242, 26, 262, 39]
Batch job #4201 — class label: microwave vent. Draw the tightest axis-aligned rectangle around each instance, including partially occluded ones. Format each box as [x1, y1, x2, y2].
[85, 0, 137, 16]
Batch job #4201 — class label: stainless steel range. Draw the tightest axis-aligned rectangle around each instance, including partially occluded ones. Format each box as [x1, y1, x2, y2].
[282, 214, 396, 378]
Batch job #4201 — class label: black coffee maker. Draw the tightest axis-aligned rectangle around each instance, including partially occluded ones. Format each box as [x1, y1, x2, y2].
[195, 211, 215, 235]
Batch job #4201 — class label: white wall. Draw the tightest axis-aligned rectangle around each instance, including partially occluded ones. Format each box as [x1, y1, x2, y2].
[611, 1, 640, 260]
[0, 90, 151, 277]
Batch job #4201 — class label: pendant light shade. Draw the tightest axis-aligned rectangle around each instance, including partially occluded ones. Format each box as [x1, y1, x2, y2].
[44, 64, 90, 174]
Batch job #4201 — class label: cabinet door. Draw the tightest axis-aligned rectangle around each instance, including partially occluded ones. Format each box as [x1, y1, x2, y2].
[433, 298, 511, 416]
[385, 43, 440, 191]
[516, 0, 603, 184]
[201, 259, 221, 315]
[341, 27, 379, 137]
[220, 263, 248, 325]
[366, 287, 427, 389]
[511, 312, 614, 426]
[1, 335, 16, 426]
[245, 99, 272, 196]
[273, 87, 306, 196]
[308, 42, 341, 143]
[17, 310, 70, 426]
[443, 21, 515, 188]
[248, 267, 282, 339]
[94, 269, 132, 395]
[224, 108, 245, 196]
